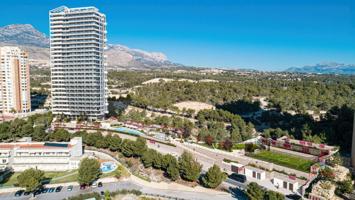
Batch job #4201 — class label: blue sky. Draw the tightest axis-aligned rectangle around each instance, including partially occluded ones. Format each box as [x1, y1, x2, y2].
[0, 0, 354, 70]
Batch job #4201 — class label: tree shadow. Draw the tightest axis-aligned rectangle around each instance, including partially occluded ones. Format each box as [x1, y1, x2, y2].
[228, 186, 248, 200]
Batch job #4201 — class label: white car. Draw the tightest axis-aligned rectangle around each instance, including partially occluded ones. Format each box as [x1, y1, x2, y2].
[91, 181, 97, 187]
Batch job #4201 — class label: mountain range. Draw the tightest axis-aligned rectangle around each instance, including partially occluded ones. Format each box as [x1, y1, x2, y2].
[286, 63, 355, 75]
[0, 24, 180, 69]
[0, 24, 354, 74]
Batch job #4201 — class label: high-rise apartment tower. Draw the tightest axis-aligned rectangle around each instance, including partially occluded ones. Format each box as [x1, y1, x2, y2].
[0, 46, 31, 113]
[49, 6, 108, 119]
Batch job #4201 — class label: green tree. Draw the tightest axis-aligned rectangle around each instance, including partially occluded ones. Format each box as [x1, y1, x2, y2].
[0, 122, 10, 140]
[104, 190, 111, 200]
[337, 179, 353, 194]
[141, 149, 154, 168]
[167, 161, 180, 181]
[120, 139, 135, 157]
[132, 137, 147, 157]
[230, 128, 242, 143]
[319, 167, 335, 181]
[202, 164, 226, 188]
[108, 135, 122, 151]
[17, 168, 44, 192]
[20, 123, 33, 137]
[78, 158, 101, 185]
[162, 154, 177, 170]
[151, 151, 163, 169]
[50, 128, 71, 142]
[32, 126, 47, 141]
[246, 182, 265, 200]
[264, 190, 285, 200]
[178, 151, 202, 182]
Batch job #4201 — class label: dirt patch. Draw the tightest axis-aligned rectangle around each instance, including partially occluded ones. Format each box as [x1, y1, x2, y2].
[173, 101, 215, 113]
[142, 78, 174, 85]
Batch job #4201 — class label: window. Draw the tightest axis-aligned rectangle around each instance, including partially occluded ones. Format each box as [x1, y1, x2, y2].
[252, 171, 256, 178]
[257, 173, 261, 180]
[283, 181, 287, 189]
[289, 183, 293, 191]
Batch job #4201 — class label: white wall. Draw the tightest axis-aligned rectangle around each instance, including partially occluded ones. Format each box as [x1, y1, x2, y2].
[245, 168, 266, 180]
[272, 178, 299, 192]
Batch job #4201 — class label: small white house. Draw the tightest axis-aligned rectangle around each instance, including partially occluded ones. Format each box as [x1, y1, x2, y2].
[231, 162, 245, 174]
[244, 166, 266, 180]
[272, 173, 300, 193]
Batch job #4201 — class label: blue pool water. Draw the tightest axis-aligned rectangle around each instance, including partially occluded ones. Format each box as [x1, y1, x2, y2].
[100, 162, 117, 173]
[115, 127, 143, 136]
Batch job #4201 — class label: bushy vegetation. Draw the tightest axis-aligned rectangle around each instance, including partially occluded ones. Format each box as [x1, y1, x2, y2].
[201, 164, 226, 188]
[197, 109, 254, 150]
[245, 182, 284, 200]
[17, 168, 45, 192]
[129, 75, 354, 112]
[119, 109, 194, 138]
[0, 112, 53, 142]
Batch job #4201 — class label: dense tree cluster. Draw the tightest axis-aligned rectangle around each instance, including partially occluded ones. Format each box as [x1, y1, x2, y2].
[197, 109, 254, 150]
[129, 75, 354, 112]
[261, 105, 354, 152]
[0, 112, 53, 142]
[216, 100, 261, 115]
[119, 109, 194, 138]
[73, 131, 203, 182]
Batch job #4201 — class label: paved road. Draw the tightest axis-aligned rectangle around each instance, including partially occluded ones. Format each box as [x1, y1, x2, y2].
[0, 180, 236, 200]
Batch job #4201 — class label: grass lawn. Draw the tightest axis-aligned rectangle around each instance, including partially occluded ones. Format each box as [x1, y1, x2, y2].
[233, 143, 245, 150]
[0, 171, 78, 187]
[247, 150, 314, 172]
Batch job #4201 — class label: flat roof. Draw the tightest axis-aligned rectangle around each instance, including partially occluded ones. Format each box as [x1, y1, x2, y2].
[245, 166, 266, 173]
[0, 142, 71, 150]
[272, 172, 306, 184]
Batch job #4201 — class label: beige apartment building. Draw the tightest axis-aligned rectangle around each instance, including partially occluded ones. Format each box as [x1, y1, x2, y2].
[0, 46, 31, 113]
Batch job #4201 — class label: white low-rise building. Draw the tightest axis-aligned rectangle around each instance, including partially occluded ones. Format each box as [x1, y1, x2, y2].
[0, 137, 83, 171]
[245, 166, 266, 180]
[271, 173, 301, 193]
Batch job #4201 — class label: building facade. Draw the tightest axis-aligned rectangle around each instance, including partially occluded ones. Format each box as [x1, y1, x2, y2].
[0, 46, 31, 113]
[49, 6, 108, 119]
[0, 137, 83, 171]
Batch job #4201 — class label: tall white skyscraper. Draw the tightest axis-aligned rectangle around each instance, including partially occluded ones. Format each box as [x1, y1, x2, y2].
[49, 6, 108, 119]
[0, 46, 31, 113]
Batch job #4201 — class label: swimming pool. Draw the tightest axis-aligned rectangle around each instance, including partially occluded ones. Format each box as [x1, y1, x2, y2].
[100, 161, 117, 173]
[115, 127, 144, 136]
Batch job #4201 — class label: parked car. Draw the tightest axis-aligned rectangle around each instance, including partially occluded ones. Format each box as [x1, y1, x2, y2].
[67, 185, 73, 191]
[286, 194, 302, 200]
[23, 191, 31, 196]
[228, 173, 247, 183]
[14, 190, 24, 197]
[55, 186, 63, 192]
[98, 182, 103, 187]
[48, 187, 55, 193]
[80, 184, 87, 190]
[34, 190, 41, 196]
[91, 181, 97, 187]
[41, 188, 48, 193]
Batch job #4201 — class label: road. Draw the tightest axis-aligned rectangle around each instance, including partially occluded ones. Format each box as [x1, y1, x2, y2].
[0, 180, 237, 200]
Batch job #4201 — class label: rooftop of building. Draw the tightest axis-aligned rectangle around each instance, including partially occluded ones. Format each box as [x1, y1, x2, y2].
[271, 171, 307, 185]
[310, 180, 336, 198]
[0, 137, 81, 150]
[277, 136, 336, 151]
[50, 6, 102, 15]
